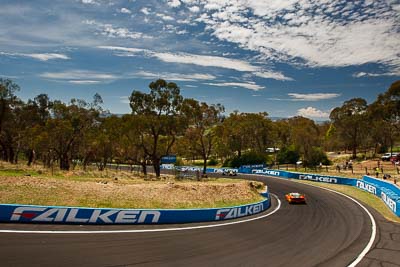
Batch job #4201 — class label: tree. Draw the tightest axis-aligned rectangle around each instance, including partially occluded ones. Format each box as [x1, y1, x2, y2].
[369, 80, 400, 153]
[44, 95, 103, 170]
[129, 79, 184, 177]
[120, 114, 149, 174]
[287, 116, 321, 166]
[181, 99, 224, 174]
[0, 79, 20, 162]
[277, 145, 300, 164]
[217, 112, 273, 159]
[330, 98, 368, 159]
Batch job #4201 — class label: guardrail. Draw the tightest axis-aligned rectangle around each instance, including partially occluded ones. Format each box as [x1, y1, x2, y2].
[0, 188, 270, 225]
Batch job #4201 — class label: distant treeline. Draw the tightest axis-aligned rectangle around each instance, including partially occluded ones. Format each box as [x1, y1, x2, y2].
[0, 78, 399, 177]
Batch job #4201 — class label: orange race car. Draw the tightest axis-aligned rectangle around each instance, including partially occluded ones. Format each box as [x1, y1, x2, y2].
[285, 192, 306, 204]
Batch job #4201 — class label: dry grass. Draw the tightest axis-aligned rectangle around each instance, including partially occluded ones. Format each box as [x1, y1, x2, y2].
[295, 180, 400, 224]
[0, 161, 264, 209]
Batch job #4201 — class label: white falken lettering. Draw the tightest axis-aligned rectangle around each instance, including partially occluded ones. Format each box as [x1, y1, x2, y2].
[10, 208, 161, 224]
[66, 209, 89, 223]
[215, 203, 263, 220]
[33, 208, 68, 222]
[299, 175, 337, 183]
[252, 170, 280, 176]
[356, 181, 377, 195]
[10, 207, 46, 221]
[381, 192, 397, 213]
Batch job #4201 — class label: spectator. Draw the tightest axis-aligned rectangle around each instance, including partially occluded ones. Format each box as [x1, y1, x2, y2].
[375, 167, 380, 177]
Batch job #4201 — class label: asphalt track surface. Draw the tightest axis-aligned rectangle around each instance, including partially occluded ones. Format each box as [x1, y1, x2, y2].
[0, 174, 399, 267]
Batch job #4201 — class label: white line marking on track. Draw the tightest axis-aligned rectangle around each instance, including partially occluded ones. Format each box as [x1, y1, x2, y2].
[0, 194, 281, 234]
[289, 180, 376, 267]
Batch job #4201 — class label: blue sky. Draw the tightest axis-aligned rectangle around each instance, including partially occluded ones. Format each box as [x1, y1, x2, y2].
[0, 0, 399, 119]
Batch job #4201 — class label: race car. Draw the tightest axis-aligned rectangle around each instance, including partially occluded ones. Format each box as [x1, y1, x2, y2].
[285, 192, 306, 204]
[222, 169, 237, 176]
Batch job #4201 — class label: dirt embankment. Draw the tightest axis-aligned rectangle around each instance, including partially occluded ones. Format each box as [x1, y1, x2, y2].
[0, 176, 264, 209]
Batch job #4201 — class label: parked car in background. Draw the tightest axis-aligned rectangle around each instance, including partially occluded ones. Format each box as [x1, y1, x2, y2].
[382, 152, 399, 161]
[390, 154, 400, 163]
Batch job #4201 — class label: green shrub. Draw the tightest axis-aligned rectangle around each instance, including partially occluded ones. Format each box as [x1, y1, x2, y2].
[229, 152, 266, 168]
[304, 147, 331, 167]
[207, 158, 219, 166]
[277, 146, 300, 164]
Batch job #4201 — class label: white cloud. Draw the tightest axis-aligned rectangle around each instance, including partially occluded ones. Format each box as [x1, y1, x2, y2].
[352, 67, 400, 77]
[84, 20, 147, 39]
[152, 51, 259, 72]
[97, 45, 293, 81]
[167, 0, 181, 8]
[120, 8, 131, 14]
[0, 52, 70, 61]
[68, 80, 101, 84]
[81, 0, 98, 4]
[191, 0, 400, 72]
[141, 7, 151, 15]
[97, 46, 144, 54]
[156, 13, 175, 21]
[297, 107, 330, 118]
[120, 96, 130, 104]
[288, 93, 341, 101]
[188, 6, 200, 13]
[254, 71, 293, 81]
[353, 72, 368, 78]
[133, 71, 216, 81]
[205, 82, 264, 91]
[39, 70, 117, 83]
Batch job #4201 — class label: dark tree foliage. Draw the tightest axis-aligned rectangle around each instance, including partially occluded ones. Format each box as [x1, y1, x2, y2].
[227, 151, 266, 168]
[277, 146, 300, 164]
[330, 98, 368, 159]
[129, 79, 184, 177]
[0, 77, 399, 177]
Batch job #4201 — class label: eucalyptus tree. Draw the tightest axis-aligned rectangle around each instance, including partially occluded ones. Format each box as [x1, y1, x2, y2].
[120, 114, 149, 174]
[368, 80, 400, 153]
[181, 99, 224, 174]
[287, 116, 321, 165]
[0, 79, 20, 162]
[217, 112, 273, 159]
[330, 98, 369, 159]
[45, 96, 103, 170]
[129, 79, 185, 177]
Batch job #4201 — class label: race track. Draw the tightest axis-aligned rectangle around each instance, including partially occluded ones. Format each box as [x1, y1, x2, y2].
[0, 175, 399, 267]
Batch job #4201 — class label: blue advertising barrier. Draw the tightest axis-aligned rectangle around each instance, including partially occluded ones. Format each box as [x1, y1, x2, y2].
[238, 164, 266, 174]
[361, 176, 400, 217]
[362, 176, 400, 196]
[249, 167, 399, 217]
[252, 169, 358, 185]
[295, 173, 358, 186]
[354, 179, 381, 196]
[251, 169, 295, 178]
[0, 192, 270, 225]
[161, 155, 177, 164]
[164, 164, 400, 217]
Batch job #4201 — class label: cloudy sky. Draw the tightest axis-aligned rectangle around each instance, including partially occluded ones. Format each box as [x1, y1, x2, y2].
[0, 0, 399, 119]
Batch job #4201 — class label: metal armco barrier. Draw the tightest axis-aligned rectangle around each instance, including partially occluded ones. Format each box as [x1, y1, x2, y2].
[0, 192, 270, 225]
